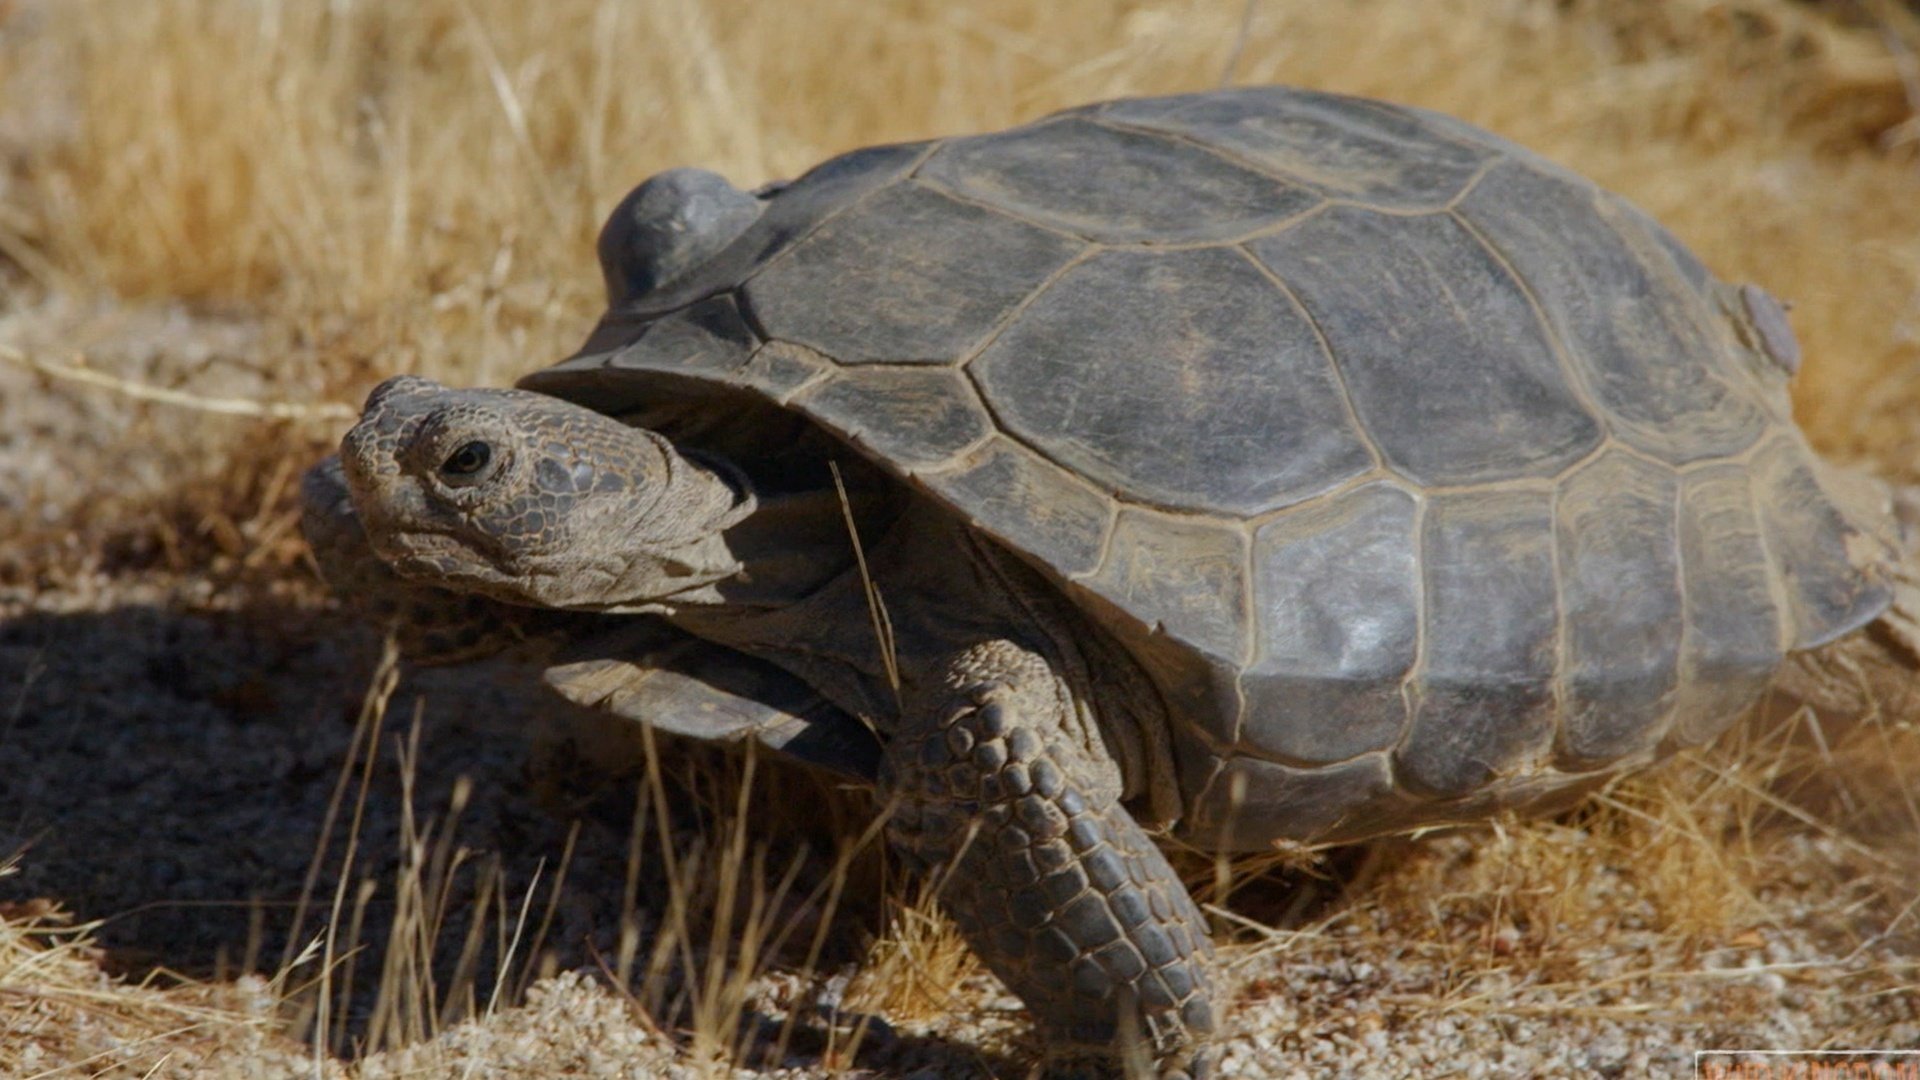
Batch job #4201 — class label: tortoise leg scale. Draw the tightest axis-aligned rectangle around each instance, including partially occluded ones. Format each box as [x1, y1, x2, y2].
[882, 641, 1217, 1078]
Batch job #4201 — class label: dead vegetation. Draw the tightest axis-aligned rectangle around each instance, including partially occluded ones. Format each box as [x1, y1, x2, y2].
[2, 0, 1918, 1076]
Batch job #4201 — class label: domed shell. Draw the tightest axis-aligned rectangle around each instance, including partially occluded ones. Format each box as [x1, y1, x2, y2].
[522, 87, 1894, 848]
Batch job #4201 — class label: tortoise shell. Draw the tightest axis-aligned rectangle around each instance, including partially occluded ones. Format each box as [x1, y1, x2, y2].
[521, 86, 1892, 848]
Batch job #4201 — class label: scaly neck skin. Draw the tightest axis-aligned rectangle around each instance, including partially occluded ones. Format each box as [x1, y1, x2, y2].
[706, 483, 892, 611]
[667, 493, 1035, 715]
[623, 445, 885, 615]
[627, 430, 1177, 821]
[638, 454, 938, 720]
[667, 490, 1182, 824]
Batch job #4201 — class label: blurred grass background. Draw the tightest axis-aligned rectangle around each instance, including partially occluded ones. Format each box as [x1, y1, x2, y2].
[4, 0, 1919, 521]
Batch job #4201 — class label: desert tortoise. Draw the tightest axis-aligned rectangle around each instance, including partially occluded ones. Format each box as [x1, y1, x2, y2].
[302, 86, 1920, 1076]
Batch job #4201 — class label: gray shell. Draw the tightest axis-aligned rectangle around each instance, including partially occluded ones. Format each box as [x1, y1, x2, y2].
[522, 87, 1893, 848]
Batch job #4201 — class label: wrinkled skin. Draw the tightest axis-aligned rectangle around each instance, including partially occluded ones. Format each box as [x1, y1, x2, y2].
[336, 376, 754, 612]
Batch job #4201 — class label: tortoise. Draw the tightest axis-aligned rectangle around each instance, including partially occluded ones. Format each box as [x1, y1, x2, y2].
[302, 86, 1920, 1076]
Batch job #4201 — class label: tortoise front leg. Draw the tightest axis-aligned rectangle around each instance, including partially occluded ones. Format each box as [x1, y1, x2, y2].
[882, 641, 1217, 1078]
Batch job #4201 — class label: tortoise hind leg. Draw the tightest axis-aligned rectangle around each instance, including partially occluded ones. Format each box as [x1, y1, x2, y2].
[882, 640, 1217, 1078]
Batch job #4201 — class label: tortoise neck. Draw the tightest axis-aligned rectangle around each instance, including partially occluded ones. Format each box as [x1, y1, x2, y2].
[655, 468, 899, 615]
[665, 497, 1181, 821]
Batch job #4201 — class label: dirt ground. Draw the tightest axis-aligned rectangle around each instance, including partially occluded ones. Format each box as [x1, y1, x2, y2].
[2, 1, 1919, 1077]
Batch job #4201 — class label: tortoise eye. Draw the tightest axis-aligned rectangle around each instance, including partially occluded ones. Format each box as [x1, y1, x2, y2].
[440, 440, 493, 479]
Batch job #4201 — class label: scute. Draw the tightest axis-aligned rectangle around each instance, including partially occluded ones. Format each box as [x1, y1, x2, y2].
[615, 294, 757, 377]
[1250, 206, 1603, 486]
[1752, 437, 1893, 648]
[744, 181, 1083, 363]
[1101, 87, 1491, 210]
[525, 295, 764, 416]
[1670, 464, 1784, 744]
[1242, 481, 1419, 765]
[1552, 449, 1681, 767]
[1398, 490, 1559, 798]
[1079, 508, 1248, 670]
[972, 246, 1375, 516]
[1455, 160, 1770, 463]
[1186, 753, 1399, 849]
[795, 366, 992, 470]
[918, 116, 1321, 243]
[737, 340, 833, 399]
[920, 436, 1113, 580]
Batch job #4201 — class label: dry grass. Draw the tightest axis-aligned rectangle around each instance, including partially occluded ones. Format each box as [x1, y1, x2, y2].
[1186, 689, 1920, 1041]
[0, 853, 308, 1078]
[282, 650, 902, 1077]
[3, 0, 1920, 1074]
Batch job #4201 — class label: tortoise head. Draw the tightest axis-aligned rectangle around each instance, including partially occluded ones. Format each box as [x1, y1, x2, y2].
[337, 375, 754, 610]
[597, 168, 764, 308]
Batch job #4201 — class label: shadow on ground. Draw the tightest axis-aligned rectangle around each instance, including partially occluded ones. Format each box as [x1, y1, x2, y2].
[0, 595, 1020, 1076]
